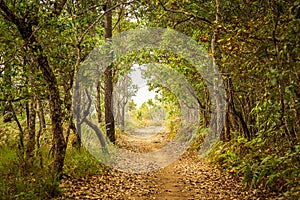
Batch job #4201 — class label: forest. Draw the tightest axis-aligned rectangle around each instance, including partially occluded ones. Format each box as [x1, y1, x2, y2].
[0, 0, 299, 199]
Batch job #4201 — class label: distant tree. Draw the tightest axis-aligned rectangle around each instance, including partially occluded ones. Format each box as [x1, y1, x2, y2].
[114, 74, 137, 131]
[127, 99, 137, 111]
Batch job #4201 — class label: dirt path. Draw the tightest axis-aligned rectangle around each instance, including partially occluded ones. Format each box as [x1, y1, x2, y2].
[117, 126, 169, 152]
[56, 126, 285, 200]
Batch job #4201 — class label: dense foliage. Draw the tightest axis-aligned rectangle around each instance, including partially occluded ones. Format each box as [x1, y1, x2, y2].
[0, 0, 299, 198]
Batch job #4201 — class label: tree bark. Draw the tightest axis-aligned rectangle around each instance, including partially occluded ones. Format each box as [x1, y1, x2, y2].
[25, 98, 36, 167]
[36, 46, 66, 178]
[96, 80, 102, 123]
[2, 66, 13, 123]
[104, 0, 115, 143]
[121, 102, 126, 132]
[211, 0, 225, 140]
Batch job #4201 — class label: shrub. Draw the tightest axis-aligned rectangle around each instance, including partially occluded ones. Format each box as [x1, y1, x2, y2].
[209, 134, 300, 196]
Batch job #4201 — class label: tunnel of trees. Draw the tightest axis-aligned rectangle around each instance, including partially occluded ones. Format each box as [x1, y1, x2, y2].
[0, 0, 299, 199]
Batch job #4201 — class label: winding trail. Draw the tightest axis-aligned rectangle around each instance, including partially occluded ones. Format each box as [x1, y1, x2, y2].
[55, 126, 285, 199]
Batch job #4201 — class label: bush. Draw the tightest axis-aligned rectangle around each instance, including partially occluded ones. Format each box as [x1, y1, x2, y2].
[209, 134, 300, 196]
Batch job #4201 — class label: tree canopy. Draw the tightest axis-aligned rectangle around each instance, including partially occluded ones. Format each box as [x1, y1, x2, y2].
[0, 0, 299, 198]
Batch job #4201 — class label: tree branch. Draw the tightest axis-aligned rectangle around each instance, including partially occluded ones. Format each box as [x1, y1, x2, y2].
[158, 0, 212, 25]
[112, 5, 124, 31]
[173, 16, 193, 28]
[78, 0, 136, 44]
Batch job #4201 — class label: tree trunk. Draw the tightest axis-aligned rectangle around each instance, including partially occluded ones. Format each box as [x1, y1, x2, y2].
[104, 0, 115, 143]
[10, 101, 25, 151]
[2, 66, 13, 123]
[39, 55, 66, 178]
[211, 0, 225, 140]
[121, 102, 126, 132]
[25, 66, 37, 167]
[96, 80, 102, 123]
[36, 99, 45, 168]
[19, 25, 66, 178]
[25, 98, 36, 168]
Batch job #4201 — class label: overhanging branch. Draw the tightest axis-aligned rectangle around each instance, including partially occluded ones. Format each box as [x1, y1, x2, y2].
[78, 0, 136, 44]
[158, 0, 212, 25]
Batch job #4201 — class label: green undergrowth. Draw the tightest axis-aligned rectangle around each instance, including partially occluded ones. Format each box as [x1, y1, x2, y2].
[208, 133, 300, 197]
[0, 144, 105, 199]
[63, 147, 104, 179]
[0, 146, 59, 200]
[189, 127, 208, 151]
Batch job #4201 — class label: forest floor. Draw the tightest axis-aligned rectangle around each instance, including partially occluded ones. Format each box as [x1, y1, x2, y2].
[55, 126, 288, 200]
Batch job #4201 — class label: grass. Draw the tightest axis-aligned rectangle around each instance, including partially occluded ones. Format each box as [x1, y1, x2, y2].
[0, 144, 105, 199]
[0, 114, 107, 199]
[0, 146, 59, 200]
[63, 146, 105, 179]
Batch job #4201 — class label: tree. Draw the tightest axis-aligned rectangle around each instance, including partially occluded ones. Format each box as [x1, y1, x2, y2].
[103, 0, 116, 143]
[114, 73, 137, 131]
[0, 0, 131, 185]
[127, 99, 137, 111]
[0, 0, 67, 178]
